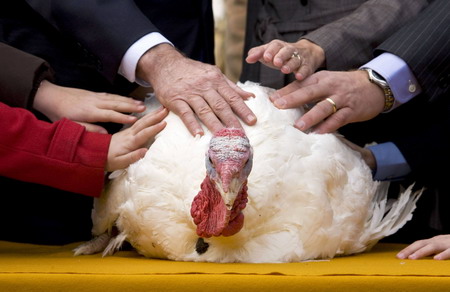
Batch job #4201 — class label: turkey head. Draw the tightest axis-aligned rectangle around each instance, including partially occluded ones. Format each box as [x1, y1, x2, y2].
[191, 128, 253, 238]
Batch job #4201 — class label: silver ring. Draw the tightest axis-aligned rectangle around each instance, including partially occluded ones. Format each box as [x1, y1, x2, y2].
[291, 51, 301, 60]
[325, 98, 337, 113]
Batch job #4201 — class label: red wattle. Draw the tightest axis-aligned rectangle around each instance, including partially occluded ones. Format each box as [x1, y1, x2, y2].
[190, 177, 248, 238]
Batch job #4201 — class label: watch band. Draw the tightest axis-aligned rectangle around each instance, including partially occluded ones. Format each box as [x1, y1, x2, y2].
[360, 68, 394, 112]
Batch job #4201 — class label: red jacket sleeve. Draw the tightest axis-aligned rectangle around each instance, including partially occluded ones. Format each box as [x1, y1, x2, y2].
[0, 103, 111, 197]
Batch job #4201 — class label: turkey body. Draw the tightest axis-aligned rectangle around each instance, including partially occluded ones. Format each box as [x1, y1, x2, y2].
[75, 81, 420, 263]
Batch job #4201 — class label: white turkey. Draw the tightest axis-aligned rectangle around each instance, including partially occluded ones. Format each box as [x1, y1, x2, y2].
[74, 81, 421, 263]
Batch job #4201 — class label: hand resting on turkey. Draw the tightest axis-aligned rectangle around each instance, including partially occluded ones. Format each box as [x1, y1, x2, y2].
[74, 81, 422, 263]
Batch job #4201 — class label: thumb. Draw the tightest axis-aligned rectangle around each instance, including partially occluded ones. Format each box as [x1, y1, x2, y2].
[76, 122, 108, 134]
[106, 148, 148, 172]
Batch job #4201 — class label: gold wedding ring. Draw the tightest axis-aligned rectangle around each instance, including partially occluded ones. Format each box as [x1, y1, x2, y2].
[325, 98, 337, 113]
[291, 51, 301, 60]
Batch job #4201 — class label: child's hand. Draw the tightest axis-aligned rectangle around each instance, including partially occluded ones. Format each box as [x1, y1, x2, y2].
[106, 107, 168, 171]
[33, 80, 146, 133]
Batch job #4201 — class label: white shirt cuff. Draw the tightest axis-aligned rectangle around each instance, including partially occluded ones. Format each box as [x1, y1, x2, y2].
[360, 52, 422, 111]
[118, 32, 173, 86]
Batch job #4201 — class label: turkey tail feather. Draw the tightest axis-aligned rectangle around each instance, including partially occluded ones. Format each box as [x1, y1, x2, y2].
[359, 183, 423, 252]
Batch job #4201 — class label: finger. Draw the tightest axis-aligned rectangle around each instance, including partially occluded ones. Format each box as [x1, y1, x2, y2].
[396, 240, 428, 259]
[272, 81, 324, 109]
[201, 90, 243, 130]
[76, 122, 108, 134]
[100, 99, 146, 114]
[408, 244, 442, 260]
[217, 85, 257, 126]
[131, 107, 168, 133]
[295, 63, 314, 81]
[101, 93, 145, 105]
[133, 120, 167, 146]
[185, 95, 224, 135]
[246, 45, 266, 64]
[263, 41, 285, 65]
[167, 99, 205, 136]
[272, 45, 295, 68]
[93, 111, 139, 124]
[270, 81, 303, 101]
[308, 105, 350, 134]
[107, 148, 148, 172]
[226, 79, 255, 99]
[434, 248, 450, 260]
[293, 99, 332, 132]
[281, 57, 301, 74]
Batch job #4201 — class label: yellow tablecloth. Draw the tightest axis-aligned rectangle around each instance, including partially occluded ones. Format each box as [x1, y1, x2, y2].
[1, 241, 449, 291]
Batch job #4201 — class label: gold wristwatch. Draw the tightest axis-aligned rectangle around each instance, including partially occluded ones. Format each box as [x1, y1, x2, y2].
[360, 68, 394, 112]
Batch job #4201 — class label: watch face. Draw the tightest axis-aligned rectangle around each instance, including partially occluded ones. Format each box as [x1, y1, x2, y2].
[372, 70, 384, 80]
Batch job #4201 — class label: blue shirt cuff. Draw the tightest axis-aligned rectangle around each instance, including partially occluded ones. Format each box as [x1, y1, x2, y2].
[360, 53, 422, 111]
[367, 142, 411, 181]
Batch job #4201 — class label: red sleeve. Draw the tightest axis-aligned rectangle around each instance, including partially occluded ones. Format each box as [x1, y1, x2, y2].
[0, 103, 111, 197]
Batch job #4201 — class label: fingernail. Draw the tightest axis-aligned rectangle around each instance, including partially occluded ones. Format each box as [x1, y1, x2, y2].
[247, 114, 257, 124]
[264, 53, 273, 61]
[396, 253, 405, 259]
[270, 92, 280, 102]
[194, 128, 204, 136]
[274, 98, 286, 108]
[295, 120, 305, 131]
[408, 254, 417, 260]
[281, 66, 290, 73]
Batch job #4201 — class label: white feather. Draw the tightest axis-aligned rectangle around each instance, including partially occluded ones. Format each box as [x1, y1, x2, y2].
[74, 81, 422, 263]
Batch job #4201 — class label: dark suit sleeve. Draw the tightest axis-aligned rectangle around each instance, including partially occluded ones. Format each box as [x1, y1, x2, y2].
[24, 0, 159, 81]
[0, 42, 54, 109]
[304, 0, 429, 71]
[392, 98, 450, 182]
[375, 0, 450, 102]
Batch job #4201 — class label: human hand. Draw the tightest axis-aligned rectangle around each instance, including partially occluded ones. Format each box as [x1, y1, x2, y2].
[336, 136, 376, 170]
[396, 235, 450, 260]
[106, 107, 168, 171]
[270, 70, 385, 133]
[33, 80, 146, 133]
[245, 39, 325, 81]
[137, 44, 257, 136]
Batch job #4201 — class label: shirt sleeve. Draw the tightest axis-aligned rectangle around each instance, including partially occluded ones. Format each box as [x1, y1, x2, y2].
[366, 142, 411, 181]
[360, 53, 422, 111]
[118, 32, 173, 86]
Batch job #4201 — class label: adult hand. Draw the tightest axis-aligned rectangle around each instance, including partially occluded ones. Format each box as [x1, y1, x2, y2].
[397, 235, 450, 260]
[34, 80, 146, 133]
[137, 44, 257, 136]
[270, 70, 385, 133]
[245, 39, 325, 81]
[106, 107, 168, 171]
[336, 135, 376, 171]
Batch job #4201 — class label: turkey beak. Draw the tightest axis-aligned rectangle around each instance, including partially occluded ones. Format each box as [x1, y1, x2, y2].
[218, 165, 241, 210]
[222, 178, 242, 211]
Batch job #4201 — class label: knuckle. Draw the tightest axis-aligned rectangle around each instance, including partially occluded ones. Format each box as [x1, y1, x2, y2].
[196, 105, 213, 117]
[177, 107, 193, 120]
[210, 100, 229, 113]
[204, 67, 223, 80]
[331, 112, 348, 126]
